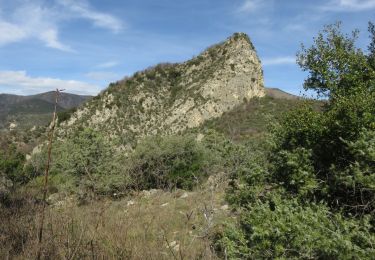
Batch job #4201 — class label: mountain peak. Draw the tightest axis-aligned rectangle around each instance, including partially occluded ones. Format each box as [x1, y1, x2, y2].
[227, 32, 252, 43]
[200, 32, 255, 59]
[58, 33, 265, 148]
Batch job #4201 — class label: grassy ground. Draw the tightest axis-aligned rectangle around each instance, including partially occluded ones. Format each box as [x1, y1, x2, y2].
[1, 175, 228, 259]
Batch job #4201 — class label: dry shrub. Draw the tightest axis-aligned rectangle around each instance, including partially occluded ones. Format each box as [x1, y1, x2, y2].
[1, 184, 227, 259]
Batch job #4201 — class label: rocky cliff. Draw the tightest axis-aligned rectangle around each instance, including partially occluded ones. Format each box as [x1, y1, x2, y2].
[58, 33, 265, 148]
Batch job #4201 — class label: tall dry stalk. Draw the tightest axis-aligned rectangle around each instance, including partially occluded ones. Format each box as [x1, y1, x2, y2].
[37, 88, 63, 260]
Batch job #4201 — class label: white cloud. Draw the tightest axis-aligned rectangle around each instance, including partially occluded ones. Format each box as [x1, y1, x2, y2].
[39, 28, 73, 52]
[0, 3, 72, 51]
[0, 0, 124, 51]
[284, 24, 306, 32]
[0, 70, 100, 95]
[96, 61, 119, 69]
[323, 0, 375, 11]
[238, 0, 267, 13]
[57, 0, 123, 33]
[262, 56, 296, 66]
[0, 21, 27, 45]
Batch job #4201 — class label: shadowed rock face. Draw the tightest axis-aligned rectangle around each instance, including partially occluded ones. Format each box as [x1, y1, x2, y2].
[58, 32, 265, 148]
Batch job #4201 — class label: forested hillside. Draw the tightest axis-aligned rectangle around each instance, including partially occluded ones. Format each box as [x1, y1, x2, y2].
[0, 92, 91, 130]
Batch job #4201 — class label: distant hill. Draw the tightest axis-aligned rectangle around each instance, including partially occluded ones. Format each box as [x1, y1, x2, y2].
[265, 88, 300, 100]
[0, 92, 91, 130]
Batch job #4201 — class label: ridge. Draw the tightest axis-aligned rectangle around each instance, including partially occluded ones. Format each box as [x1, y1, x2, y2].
[58, 33, 265, 149]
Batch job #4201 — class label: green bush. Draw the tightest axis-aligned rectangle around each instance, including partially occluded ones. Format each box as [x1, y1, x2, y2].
[272, 147, 317, 197]
[220, 22, 375, 258]
[26, 128, 129, 196]
[269, 24, 375, 214]
[271, 103, 323, 151]
[27, 131, 224, 195]
[127, 135, 214, 190]
[269, 86, 375, 213]
[225, 145, 270, 207]
[54, 128, 129, 195]
[0, 144, 26, 184]
[297, 22, 375, 98]
[216, 198, 375, 259]
[57, 108, 77, 126]
[330, 128, 375, 214]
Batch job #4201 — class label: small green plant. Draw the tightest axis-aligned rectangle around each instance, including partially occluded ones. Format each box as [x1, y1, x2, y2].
[57, 107, 77, 125]
[0, 144, 26, 184]
[127, 135, 214, 190]
[216, 197, 375, 259]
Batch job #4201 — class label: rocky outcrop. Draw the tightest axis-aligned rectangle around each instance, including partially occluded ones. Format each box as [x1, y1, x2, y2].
[58, 33, 265, 147]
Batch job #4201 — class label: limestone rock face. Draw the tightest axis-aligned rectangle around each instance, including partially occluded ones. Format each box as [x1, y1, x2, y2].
[58, 33, 265, 147]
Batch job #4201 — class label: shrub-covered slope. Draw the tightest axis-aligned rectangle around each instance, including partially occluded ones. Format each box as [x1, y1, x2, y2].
[199, 95, 322, 142]
[215, 22, 375, 259]
[58, 33, 265, 148]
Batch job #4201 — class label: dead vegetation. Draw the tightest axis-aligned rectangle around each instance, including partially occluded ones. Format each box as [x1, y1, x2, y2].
[1, 177, 228, 259]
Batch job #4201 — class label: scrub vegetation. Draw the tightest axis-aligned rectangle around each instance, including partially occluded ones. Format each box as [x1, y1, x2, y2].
[1, 23, 374, 259]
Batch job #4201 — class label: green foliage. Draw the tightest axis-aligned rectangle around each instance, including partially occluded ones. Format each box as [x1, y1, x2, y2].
[0, 144, 26, 183]
[272, 103, 323, 150]
[220, 22, 375, 258]
[57, 107, 77, 125]
[346, 129, 375, 185]
[26, 128, 129, 196]
[273, 147, 317, 197]
[54, 128, 113, 176]
[367, 22, 375, 68]
[28, 131, 223, 195]
[127, 135, 213, 190]
[216, 197, 375, 259]
[54, 128, 129, 195]
[269, 81, 375, 214]
[213, 221, 250, 259]
[200, 96, 313, 142]
[224, 144, 270, 207]
[272, 23, 375, 214]
[297, 22, 375, 98]
[330, 127, 375, 213]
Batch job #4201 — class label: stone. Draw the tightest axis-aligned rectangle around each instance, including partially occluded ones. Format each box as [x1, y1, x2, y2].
[179, 192, 189, 199]
[47, 193, 62, 205]
[167, 241, 180, 251]
[9, 122, 17, 131]
[220, 204, 229, 211]
[142, 189, 159, 198]
[127, 200, 135, 206]
[196, 133, 205, 142]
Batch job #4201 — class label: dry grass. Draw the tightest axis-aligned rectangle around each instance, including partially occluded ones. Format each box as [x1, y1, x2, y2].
[1, 178, 228, 259]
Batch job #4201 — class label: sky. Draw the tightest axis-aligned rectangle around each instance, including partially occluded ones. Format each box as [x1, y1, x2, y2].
[0, 0, 374, 96]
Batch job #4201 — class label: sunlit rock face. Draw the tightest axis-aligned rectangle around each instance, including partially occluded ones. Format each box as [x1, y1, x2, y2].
[58, 33, 265, 149]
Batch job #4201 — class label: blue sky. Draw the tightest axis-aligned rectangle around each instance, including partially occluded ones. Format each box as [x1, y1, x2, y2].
[0, 0, 374, 96]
